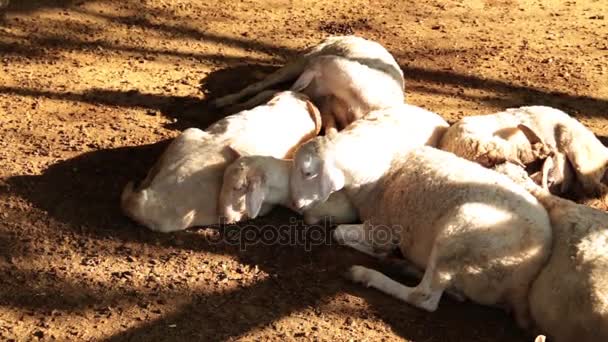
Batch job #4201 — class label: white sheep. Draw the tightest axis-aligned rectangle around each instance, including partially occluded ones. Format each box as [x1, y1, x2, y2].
[289, 103, 449, 210]
[290, 115, 552, 328]
[210, 36, 404, 134]
[211, 35, 403, 109]
[219, 153, 357, 225]
[121, 91, 322, 233]
[440, 106, 608, 196]
[289, 54, 405, 133]
[494, 162, 608, 342]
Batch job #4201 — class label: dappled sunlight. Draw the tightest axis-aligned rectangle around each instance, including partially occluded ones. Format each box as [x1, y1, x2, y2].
[1, 0, 607, 340]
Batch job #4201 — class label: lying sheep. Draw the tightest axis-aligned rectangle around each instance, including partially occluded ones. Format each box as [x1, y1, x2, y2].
[289, 54, 405, 133]
[439, 110, 548, 167]
[219, 153, 357, 225]
[289, 103, 449, 209]
[211, 36, 404, 134]
[440, 106, 608, 197]
[495, 162, 608, 342]
[121, 91, 322, 233]
[290, 113, 552, 328]
[211, 35, 403, 110]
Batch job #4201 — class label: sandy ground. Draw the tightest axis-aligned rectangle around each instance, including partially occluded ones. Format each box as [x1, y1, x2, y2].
[1, 0, 607, 341]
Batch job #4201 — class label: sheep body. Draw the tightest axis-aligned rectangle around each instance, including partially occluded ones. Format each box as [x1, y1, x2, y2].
[121, 91, 321, 232]
[290, 55, 405, 132]
[211, 35, 403, 110]
[290, 108, 552, 327]
[495, 162, 608, 342]
[439, 111, 542, 167]
[346, 147, 551, 328]
[440, 106, 608, 195]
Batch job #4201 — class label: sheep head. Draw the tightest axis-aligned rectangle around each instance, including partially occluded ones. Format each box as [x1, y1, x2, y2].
[219, 149, 268, 223]
[290, 137, 345, 210]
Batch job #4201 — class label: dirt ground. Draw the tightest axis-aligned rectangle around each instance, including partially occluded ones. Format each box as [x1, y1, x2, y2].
[0, 0, 607, 341]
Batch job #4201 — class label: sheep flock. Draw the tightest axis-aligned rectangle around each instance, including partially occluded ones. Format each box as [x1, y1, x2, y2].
[121, 35, 608, 342]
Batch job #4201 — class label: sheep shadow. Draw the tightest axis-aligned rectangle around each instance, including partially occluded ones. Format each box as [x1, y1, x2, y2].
[199, 64, 281, 102]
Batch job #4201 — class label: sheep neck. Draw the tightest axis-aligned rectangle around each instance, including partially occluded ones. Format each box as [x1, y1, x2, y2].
[261, 158, 292, 207]
[331, 138, 395, 208]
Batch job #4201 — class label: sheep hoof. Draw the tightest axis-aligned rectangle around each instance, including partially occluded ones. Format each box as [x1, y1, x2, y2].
[347, 265, 374, 287]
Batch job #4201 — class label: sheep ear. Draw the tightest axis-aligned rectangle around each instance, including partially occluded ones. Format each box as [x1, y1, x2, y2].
[290, 69, 315, 92]
[320, 161, 344, 202]
[540, 155, 555, 190]
[305, 100, 323, 135]
[245, 175, 266, 219]
[225, 144, 247, 160]
[517, 123, 544, 145]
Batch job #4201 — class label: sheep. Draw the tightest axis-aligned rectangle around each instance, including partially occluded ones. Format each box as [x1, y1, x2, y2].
[289, 103, 449, 210]
[440, 106, 608, 197]
[120, 91, 322, 233]
[210, 35, 404, 110]
[494, 162, 608, 342]
[289, 54, 405, 133]
[219, 153, 357, 225]
[439, 110, 549, 167]
[290, 116, 552, 328]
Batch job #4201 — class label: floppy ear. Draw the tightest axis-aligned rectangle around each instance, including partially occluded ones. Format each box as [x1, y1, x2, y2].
[305, 100, 323, 135]
[540, 155, 555, 190]
[319, 161, 344, 203]
[245, 174, 266, 219]
[290, 69, 316, 92]
[224, 144, 248, 160]
[517, 123, 544, 145]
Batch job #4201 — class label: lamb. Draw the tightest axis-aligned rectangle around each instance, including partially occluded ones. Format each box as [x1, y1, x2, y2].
[494, 162, 608, 342]
[290, 115, 552, 328]
[120, 91, 322, 233]
[288, 54, 405, 133]
[211, 35, 403, 110]
[219, 154, 357, 225]
[210, 35, 405, 134]
[440, 106, 608, 197]
[289, 103, 449, 210]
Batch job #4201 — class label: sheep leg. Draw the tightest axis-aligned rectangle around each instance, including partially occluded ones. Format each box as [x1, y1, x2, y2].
[333, 224, 391, 259]
[319, 96, 338, 136]
[211, 59, 307, 108]
[385, 259, 466, 302]
[224, 89, 281, 114]
[348, 243, 447, 311]
[386, 263, 465, 303]
[348, 265, 444, 312]
[322, 113, 338, 136]
[335, 224, 464, 303]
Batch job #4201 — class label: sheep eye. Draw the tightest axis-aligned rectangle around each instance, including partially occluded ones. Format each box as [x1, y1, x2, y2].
[303, 171, 315, 179]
